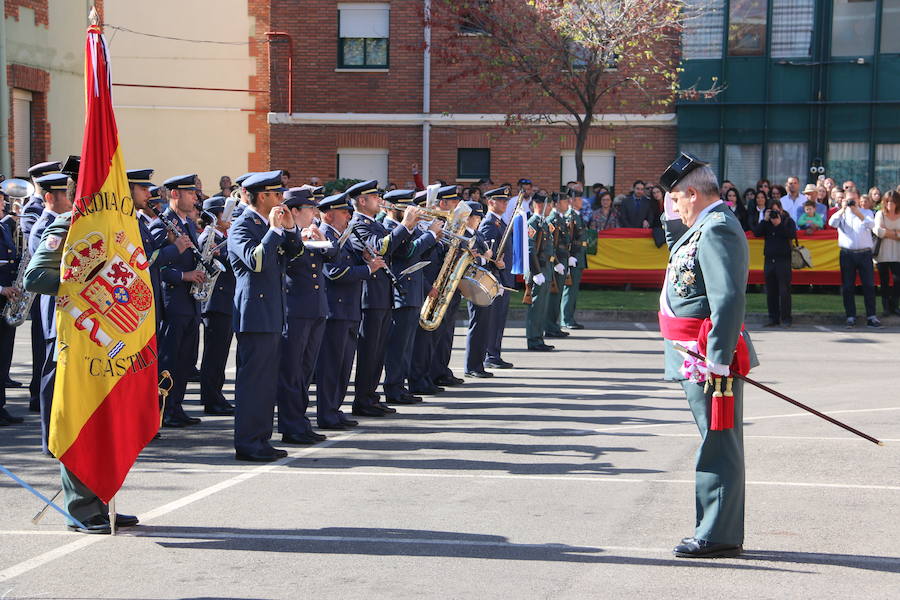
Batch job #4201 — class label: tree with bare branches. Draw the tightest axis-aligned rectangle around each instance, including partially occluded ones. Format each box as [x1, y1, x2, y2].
[432, 0, 707, 183]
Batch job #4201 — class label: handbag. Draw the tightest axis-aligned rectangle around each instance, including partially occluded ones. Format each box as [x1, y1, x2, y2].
[873, 235, 883, 259]
[585, 228, 598, 255]
[791, 238, 813, 269]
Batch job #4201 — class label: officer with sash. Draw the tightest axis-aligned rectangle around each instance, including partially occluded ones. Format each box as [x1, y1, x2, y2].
[276, 187, 337, 444]
[348, 180, 418, 417]
[561, 190, 587, 330]
[228, 170, 302, 461]
[197, 196, 236, 416]
[30, 173, 74, 452]
[544, 194, 571, 339]
[151, 174, 204, 428]
[316, 191, 384, 429]
[524, 193, 555, 351]
[24, 201, 141, 534]
[382, 189, 440, 405]
[658, 153, 758, 558]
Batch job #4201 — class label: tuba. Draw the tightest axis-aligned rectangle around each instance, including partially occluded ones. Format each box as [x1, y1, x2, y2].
[419, 200, 473, 331]
[0, 179, 37, 327]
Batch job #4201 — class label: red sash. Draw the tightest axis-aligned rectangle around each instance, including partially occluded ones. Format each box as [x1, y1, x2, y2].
[658, 312, 751, 377]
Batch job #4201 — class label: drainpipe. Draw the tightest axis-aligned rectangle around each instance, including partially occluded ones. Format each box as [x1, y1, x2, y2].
[265, 31, 294, 114]
[422, 0, 431, 184]
[0, 13, 10, 176]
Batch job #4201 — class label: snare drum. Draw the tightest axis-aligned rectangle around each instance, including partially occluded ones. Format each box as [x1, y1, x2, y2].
[458, 264, 501, 306]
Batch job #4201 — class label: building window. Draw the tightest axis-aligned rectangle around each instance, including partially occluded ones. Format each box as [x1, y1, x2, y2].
[679, 143, 720, 179]
[874, 144, 900, 191]
[882, 0, 900, 54]
[338, 3, 389, 69]
[728, 0, 768, 56]
[724, 144, 762, 193]
[682, 0, 725, 60]
[827, 142, 870, 190]
[832, 0, 876, 57]
[457, 148, 491, 180]
[12, 89, 33, 177]
[771, 0, 815, 58]
[560, 150, 615, 188]
[337, 148, 389, 186]
[767, 143, 809, 187]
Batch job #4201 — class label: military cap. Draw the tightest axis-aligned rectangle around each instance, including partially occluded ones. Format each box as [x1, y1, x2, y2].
[202, 196, 227, 212]
[28, 161, 61, 178]
[345, 179, 380, 198]
[436, 185, 459, 200]
[235, 172, 257, 187]
[532, 192, 548, 204]
[34, 173, 69, 192]
[466, 201, 485, 218]
[413, 189, 429, 206]
[319, 191, 352, 211]
[311, 185, 325, 199]
[659, 152, 710, 193]
[127, 168, 154, 187]
[163, 173, 200, 191]
[148, 186, 164, 204]
[242, 170, 286, 194]
[60, 156, 80, 182]
[517, 178, 533, 186]
[283, 187, 316, 209]
[484, 186, 510, 200]
[383, 189, 416, 205]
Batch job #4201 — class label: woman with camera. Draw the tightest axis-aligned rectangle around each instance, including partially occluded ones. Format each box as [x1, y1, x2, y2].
[753, 199, 797, 327]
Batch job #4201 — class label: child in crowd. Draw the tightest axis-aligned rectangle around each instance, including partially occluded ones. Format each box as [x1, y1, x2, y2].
[797, 199, 824, 232]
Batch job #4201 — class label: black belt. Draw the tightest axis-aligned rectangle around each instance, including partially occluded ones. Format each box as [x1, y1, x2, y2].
[840, 248, 872, 254]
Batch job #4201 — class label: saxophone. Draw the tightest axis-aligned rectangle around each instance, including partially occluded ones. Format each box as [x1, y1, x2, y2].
[419, 201, 473, 331]
[190, 197, 236, 302]
[0, 178, 37, 327]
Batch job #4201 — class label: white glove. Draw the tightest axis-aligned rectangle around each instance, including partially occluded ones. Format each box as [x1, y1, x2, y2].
[532, 273, 546, 286]
[706, 361, 730, 377]
[568, 256, 577, 267]
[497, 286, 505, 296]
[554, 263, 566, 275]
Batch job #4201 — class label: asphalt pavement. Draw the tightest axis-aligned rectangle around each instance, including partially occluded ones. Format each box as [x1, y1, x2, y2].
[1, 320, 898, 599]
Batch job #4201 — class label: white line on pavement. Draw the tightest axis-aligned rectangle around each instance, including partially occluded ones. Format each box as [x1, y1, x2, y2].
[0, 433, 358, 584]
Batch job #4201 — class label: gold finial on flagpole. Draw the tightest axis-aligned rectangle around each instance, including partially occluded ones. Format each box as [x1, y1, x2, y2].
[89, 6, 99, 26]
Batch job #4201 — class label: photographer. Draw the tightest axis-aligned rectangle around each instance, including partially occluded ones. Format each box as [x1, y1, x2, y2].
[828, 191, 881, 328]
[753, 199, 796, 327]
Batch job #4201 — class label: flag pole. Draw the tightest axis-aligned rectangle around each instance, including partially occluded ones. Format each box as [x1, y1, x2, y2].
[109, 495, 116, 535]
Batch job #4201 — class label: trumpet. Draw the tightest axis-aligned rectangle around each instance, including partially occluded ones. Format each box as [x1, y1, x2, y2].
[379, 201, 452, 221]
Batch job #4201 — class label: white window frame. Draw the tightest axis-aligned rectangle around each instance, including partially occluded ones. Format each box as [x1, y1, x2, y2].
[337, 148, 389, 187]
[12, 89, 33, 178]
[560, 150, 615, 189]
[337, 3, 390, 70]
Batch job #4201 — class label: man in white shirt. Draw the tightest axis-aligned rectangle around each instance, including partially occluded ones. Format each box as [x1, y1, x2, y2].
[828, 194, 881, 328]
[780, 176, 802, 218]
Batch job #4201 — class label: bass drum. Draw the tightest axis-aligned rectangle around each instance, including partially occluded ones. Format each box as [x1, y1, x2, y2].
[458, 264, 501, 307]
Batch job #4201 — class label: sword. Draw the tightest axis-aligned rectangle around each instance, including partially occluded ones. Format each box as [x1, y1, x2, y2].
[673, 344, 884, 446]
[0, 464, 88, 529]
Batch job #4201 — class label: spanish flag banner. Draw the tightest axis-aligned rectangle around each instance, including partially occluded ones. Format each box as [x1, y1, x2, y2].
[48, 22, 159, 503]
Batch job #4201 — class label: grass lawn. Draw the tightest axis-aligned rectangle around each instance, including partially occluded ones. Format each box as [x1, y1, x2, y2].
[501, 288, 864, 315]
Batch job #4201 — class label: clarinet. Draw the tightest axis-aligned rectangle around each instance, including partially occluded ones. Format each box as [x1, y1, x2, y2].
[349, 225, 405, 296]
[147, 204, 224, 281]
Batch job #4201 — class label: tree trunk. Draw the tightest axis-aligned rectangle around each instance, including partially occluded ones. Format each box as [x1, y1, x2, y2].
[574, 115, 593, 184]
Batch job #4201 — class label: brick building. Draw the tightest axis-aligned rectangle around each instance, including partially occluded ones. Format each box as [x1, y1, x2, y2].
[255, 1, 677, 193]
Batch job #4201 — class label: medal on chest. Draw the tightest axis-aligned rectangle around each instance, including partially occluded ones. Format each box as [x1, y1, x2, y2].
[669, 230, 701, 297]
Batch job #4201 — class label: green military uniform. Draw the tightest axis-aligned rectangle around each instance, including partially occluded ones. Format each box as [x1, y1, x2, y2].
[524, 208, 554, 349]
[24, 213, 126, 532]
[560, 205, 587, 328]
[544, 206, 569, 336]
[662, 203, 759, 547]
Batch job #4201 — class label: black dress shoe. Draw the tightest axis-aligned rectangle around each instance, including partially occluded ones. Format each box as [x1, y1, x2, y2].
[387, 395, 419, 405]
[564, 322, 585, 330]
[410, 385, 443, 395]
[465, 370, 493, 378]
[282, 432, 325, 445]
[186, 368, 201, 382]
[351, 405, 386, 417]
[339, 418, 359, 427]
[435, 376, 463, 387]
[235, 448, 288, 462]
[0, 408, 23, 424]
[673, 538, 742, 558]
[318, 422, 348, 431]
[544, 330, 569, 338]
[203, 403, 234, 416]
[0, 417, 9, 426]
[67, 515, 111, 534]
[162, 416, 188, 428]
[484, 359, 513, 369]
[377, 402, 398, 413]
[4, 378, 22, 388]
[114, 513, 139, 527]
[527, 344, 555, 352]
